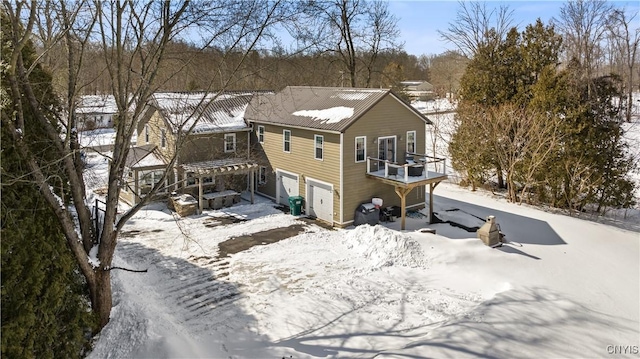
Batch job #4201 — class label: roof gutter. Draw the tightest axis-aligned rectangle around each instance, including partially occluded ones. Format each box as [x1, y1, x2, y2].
[245, 119, 342, 135]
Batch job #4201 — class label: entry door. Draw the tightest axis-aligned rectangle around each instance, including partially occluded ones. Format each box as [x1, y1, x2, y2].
[308, 180, 333, 223]
[277, 171, 299, 205]
[378, 136, 396, 162]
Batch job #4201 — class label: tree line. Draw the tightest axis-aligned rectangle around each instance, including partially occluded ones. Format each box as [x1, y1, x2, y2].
[446, 2, 638, 213]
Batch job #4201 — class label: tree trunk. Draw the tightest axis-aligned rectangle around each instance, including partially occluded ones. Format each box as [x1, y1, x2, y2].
[90, 270, 112, 332]
[496, 164, 504, 188]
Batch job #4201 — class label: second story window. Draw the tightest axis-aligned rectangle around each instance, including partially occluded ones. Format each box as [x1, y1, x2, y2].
[145, 124, 149, 144]
[224, 133, 236, 153]
[355, 136, 366, 162]
[161, 129, 166, 148]
[283, 129, 291, 153]
[406, 130, 416, 153]
[315, 135, 323, 160]
[257, 125, 265, 143]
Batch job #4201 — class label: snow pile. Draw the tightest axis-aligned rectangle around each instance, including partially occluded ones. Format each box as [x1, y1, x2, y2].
[345, 225, 427, 268]
[292, 106, 354, 124]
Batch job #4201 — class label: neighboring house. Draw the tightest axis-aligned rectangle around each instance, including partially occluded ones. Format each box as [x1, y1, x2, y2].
[120, 91, 261, 208]
[245, 86, 447, 229]
[75, 95, 117, 130]
[400, 81, 435, 101]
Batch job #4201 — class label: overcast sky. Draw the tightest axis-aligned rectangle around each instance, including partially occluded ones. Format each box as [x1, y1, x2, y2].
[389, 0, 640, 56]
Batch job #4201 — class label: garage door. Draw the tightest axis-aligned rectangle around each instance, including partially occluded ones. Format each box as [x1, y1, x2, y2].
[277, 170, 299, 206]
[307, 179, 333, 224]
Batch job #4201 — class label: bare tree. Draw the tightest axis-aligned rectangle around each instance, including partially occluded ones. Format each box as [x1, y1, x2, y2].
[301, 0, 401, 87]
[2, 0, 291, 332]
[438, 1, 513, 58]
[554, 0, 613, 86]
[607, 8, 639, 122]
[428, 50, 469, 98]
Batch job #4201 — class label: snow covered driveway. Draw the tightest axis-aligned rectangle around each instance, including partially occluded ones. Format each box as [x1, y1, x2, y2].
[89, 188, 639, 358]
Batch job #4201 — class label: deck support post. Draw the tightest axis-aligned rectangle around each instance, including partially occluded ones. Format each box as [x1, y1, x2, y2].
[428, 181, 442, 224]
[394, 187, 411, 230]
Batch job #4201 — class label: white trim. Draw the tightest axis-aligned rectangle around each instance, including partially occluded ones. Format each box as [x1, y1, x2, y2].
[406, 130, 416, 154]
[314, 134, 324, 160]
[283, 129, 291, 153]
[257, 125, 265, 144]
[224, 133, 236, 153]
[275, 168, 299, 206]
[355, 135, 366, 163]
[305, 176, 334, 224]
[248, 120, 342, 135]
[340, 133, 344, 224]
[377, 135, 397, 162]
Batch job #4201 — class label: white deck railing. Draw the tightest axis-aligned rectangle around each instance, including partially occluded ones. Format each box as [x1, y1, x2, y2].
[366, 152, 447, 182]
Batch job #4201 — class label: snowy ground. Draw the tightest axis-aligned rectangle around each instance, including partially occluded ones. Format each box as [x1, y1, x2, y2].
[87, 188, 639, 357]
[84, 99, 639, 358]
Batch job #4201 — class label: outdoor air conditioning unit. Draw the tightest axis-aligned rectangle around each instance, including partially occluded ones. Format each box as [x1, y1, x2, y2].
[477, 215, 504, 247]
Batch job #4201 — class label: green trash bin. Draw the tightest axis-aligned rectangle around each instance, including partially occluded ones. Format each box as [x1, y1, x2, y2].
[288, 196, 303, 216]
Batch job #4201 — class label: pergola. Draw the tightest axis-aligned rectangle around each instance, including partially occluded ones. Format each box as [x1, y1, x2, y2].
[181, 158, 259, 213]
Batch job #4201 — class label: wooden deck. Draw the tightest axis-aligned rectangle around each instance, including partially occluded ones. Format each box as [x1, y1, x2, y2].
[366, 155, 448, 229]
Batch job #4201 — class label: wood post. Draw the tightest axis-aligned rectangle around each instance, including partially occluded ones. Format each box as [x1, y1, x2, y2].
[198, 175, 203, 214]
[249, 169, 255, 204]
[394, 187, 410, 230]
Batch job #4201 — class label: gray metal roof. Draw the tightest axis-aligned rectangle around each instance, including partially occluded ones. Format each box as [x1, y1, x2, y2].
[150, 92, 267, 134]
[245, 86, 430, 133]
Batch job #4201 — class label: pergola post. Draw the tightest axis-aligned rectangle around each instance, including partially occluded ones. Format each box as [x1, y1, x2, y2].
[198, 175, 204, 214]
[249, 169, 255, 204]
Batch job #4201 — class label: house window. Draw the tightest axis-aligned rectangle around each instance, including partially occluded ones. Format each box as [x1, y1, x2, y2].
[355, 136, 366, 162]
[257, 125, 265, 143]
[406, 130, 416, 153]
[314, 135, 323, 160]
[258, 166, 267, 185]
[145, 125, 149, 144]
[203, 176, 213, 184]
[224, 133, 236, 153]
[141, 170, 166, 194]
[161, 129, 166, 148]
[283, 129, 291, 153]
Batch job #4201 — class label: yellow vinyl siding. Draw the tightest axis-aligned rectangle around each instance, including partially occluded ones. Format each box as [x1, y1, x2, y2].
[256, 124, 341, 223]
[342, 95, 427, 223]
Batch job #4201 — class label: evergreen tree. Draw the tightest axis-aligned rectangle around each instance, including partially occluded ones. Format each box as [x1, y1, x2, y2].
[452, 16, 636, 212]
[1, 11, 94, 358]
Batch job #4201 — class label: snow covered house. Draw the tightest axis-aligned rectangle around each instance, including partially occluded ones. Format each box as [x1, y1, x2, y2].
[120, 92, 262, 208]
[75, 95, 118, 130]
[400, 81, 435, 101]
[245, 86, 448, 228]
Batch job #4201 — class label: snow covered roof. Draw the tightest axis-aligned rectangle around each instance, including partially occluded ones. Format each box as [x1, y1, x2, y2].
[125, 145, 166, 169]
[412, 98, 457, 114]
[150, 92, 265, 135]
[246, 86, 429, 132]
[76, 95, 118, 115]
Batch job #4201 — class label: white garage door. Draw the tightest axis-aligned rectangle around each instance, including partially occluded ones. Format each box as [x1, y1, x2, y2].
[277, 170, 299, 206]
[307, 179, 333, 223]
